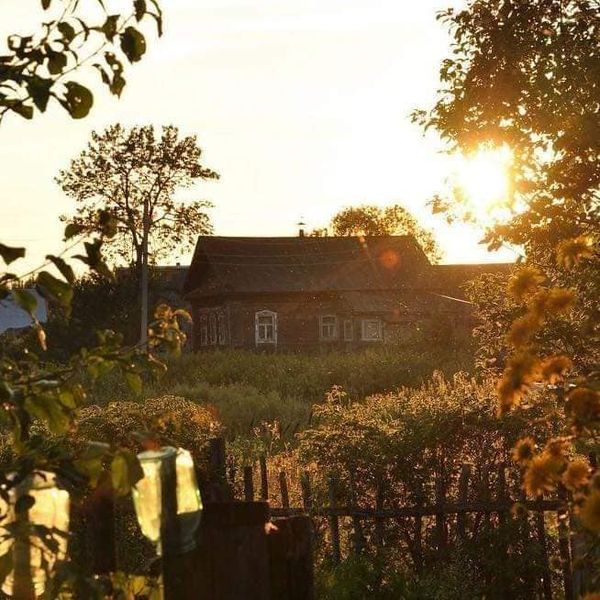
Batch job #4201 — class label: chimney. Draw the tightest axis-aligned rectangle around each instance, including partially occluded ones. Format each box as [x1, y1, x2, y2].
[298, 220, 306, 238]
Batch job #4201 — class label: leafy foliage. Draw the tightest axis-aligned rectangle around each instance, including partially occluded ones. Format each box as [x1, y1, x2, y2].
[0, 0, 163, 123]
[325, 204, 441, 263]
[57, 124, 219, 268]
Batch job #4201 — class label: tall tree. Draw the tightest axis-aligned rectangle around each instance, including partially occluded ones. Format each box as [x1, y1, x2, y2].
[330, 204, 441, 263]
[58, 123, 219, 269]
[421, 0, 600, 563]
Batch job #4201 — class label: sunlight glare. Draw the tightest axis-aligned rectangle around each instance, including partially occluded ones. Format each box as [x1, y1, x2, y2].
[454, 145, 513, 224]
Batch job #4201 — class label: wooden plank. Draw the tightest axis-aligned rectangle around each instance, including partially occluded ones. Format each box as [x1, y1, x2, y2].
[535, 510, 553, 600]
[456, 464, 471, 542]
[328, 476, 341, 563]
[301, 471, 312, 512]
[348, 470, 365, 555]
[279, 471, 290, 509]
[375, 480, 385, 549]
[260, 455, 269, 501]
[434, 471, 447, 552]
[268, 498, 565, 519]
[557, 487, 574, 600]
[243, 465, 254, 502]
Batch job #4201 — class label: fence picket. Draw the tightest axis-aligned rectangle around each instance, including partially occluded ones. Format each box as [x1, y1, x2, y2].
[301, 471, 312, 512]
[260, 455, 269, 501]
[348, 470, 364, 555]
[279, 471, 290, 510]
[328, 476, 341, 564]
[244, 466, 254, 502]
[456, 464, 471, 542]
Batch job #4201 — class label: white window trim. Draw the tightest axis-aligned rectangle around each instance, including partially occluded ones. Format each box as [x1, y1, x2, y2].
[255, 310, 277, 345]
[343, 319, 353, 341]
[319, 315, 338, 341]
[361, 318, 383, 342]
[217, 311, 228, 345]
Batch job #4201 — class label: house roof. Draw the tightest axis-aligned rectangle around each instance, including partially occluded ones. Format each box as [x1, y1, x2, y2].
[184, 235, 431, 297]
[427, 262, 513, 298]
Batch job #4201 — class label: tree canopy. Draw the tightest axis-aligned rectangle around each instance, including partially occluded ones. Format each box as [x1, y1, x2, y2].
[328, 204, 441, 263]
[58, 124, 219, 268]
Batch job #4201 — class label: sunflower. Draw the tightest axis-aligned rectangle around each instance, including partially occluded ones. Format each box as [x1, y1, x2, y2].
[579, 491, 600, 534]
[562, 459, 590, 491]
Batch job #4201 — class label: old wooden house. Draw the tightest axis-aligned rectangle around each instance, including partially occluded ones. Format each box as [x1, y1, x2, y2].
[183, 235, 511, 352]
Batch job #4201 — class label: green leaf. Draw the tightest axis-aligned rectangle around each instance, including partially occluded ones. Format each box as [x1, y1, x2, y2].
[0, 552, 13, 589]
[101, 15, 120, 41]
[9, 103, 33, 120]
[64, 222, 85, 240]
[45, 255, 75, 283]
[111, 450, 144, 497]
[134, 0, 146, 21]
[37, 271, 73, 308]
[0, 243, 25, 265]
[125, 372, 142, 395]
[28, 77, 52, 112]
[25, 394, 70, 434]
[15, 494, 35, 515]
[120, 27, 146, 63]
[61, 82, 93, 119]
[11, 289, 37, 315]
[57, 22, 75, 42]
[47, 51, 67, 75]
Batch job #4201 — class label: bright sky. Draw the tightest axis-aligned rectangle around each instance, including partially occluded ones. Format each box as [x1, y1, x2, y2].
[0, 0, 516, 272]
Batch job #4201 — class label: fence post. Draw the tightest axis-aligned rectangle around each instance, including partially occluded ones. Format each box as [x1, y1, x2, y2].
[279, 471, 290, 511]
[457, 464, 471, 542]
[301, 471, 312, 512]
[348, 470, 365, 555]
[557, 486, 574, 600]
[207, 437, 229, 501]
[244, 466, 254, 502]
[260, 455, 269, 502]
[434, 471, 447, 552]
[413, 482, 424, 575]
[327, 476, 341, 564]
[535, 509, 553, 600]
[375, 480, 386, 551]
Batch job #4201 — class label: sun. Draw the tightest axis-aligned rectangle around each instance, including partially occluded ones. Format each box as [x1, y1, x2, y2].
[453, 144, 513, 224]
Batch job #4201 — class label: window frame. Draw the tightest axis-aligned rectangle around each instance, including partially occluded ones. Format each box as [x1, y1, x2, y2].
[319, 314, 338, 341]
[361, 318, 383, 342]
[343, 319, 353, 341]
[255, 310, 277, 345]
[217, 311, 228, 345]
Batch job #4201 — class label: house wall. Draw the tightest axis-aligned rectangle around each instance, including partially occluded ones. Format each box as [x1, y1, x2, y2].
[191, 294, 390, 352]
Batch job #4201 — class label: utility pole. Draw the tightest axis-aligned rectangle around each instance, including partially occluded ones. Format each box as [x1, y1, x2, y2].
[140, 195, 149, 348]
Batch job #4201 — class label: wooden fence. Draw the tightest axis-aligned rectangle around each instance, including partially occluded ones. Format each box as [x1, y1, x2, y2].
[207, 438, 588, 600]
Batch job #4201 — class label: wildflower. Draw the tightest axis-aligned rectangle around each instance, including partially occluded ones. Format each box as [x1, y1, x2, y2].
[556, 236, 594, 269]
[540, 355, 572, 384]
[529, 287, 576, 319]
[507, 314, 541, 347]
[511, 437, 536, 465]
[523, 453, 561, 496]
[497, 352, 541, 415]
[562, 459, 591, 491]
[544, 437, 570, 459]
[566, 387, 600, 426]
[579, 491, 600, 534]
[508, 267, 545, 301]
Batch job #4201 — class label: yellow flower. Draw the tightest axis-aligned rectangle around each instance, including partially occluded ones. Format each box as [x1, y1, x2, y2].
[544, 437, 570, 459]
[523, 453, 561, 497]
[529, 287, 576, 319]
[579, 492, 600, 534]
[508, 267, 545, 301]
[497, 352, 542, 415]
[556, 236, 594, 269]
[566, 387, 600, 427]
[507, 314, 542, 348]
[540, 355, 572, 384]
[511, 437, 536, 465]
[562, 459, 591, 491]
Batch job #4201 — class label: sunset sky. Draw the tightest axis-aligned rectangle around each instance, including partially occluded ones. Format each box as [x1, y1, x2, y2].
[0, 0, 516, 272]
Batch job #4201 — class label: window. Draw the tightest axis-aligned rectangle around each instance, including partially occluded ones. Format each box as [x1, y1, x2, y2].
[320, 315, 337, 340]
[255, 310, 277, 344]
[199, 314, 208, 346]
[343, 319, 353, 341]
[361, 318, 383, 341]
[218, 311, 228, 345]
[208, 312, 217, 345]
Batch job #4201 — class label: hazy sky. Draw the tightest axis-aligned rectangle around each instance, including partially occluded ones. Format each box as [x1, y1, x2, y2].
[0, 0, 515, 271]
